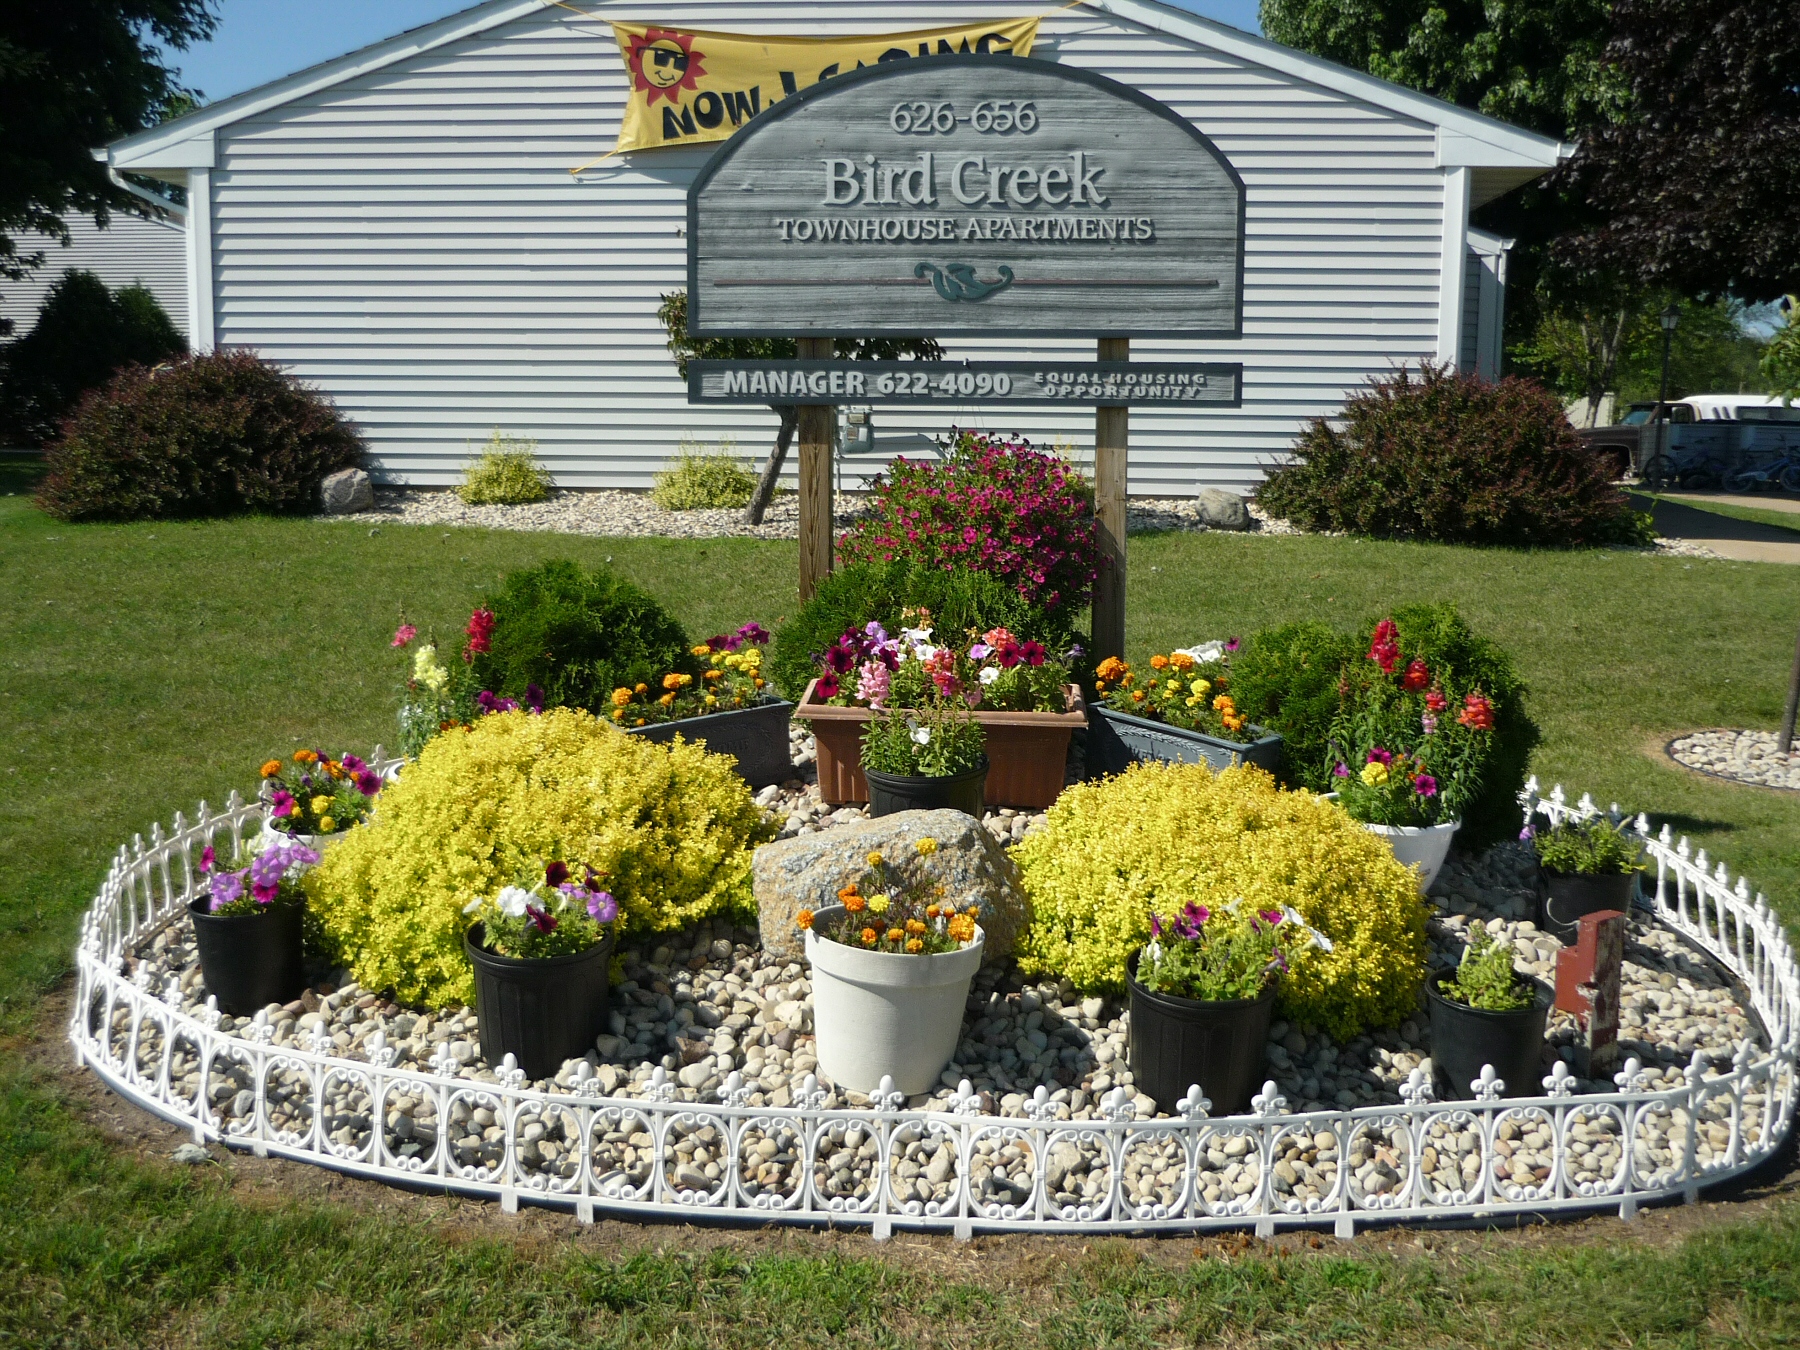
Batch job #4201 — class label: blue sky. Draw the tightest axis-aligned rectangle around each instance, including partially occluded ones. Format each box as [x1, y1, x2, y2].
[168, 0, 1263, 102]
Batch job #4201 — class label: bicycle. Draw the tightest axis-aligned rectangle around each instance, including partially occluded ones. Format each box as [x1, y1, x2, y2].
[1723, 452, 1800, 494]
[1640, 447, 1730, 490]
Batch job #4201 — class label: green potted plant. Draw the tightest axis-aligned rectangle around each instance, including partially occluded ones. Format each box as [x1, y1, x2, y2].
[797, 614, 1083, 808]
[1529, 815, 1642, 941]
[1424, 924, 1549, 1101]
[461, 861, 619, 1081]
[1127, 900, 1295, 1114]
[190, 836, 318, 1015]
[797, 837, 986, 1094]
[858, 694, 989, 818]
[1089, 641, 1284, 775]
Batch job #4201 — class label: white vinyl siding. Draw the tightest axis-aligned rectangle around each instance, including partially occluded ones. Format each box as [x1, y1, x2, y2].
[205, 0, 1453, 493]
[0, 212, 188, 339]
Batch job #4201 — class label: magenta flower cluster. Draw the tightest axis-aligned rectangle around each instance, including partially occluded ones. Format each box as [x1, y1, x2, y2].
[837, 430, 1100, 614]
[202, 837, 318, 912]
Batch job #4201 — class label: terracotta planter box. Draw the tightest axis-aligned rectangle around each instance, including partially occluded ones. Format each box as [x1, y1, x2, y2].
[795, 680, 1085, 809]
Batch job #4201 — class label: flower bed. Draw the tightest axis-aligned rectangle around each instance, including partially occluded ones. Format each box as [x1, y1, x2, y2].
[71, 764, 1797, 1235]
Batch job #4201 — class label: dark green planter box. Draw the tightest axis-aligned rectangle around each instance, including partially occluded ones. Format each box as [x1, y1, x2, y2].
[1086, 706, 1283, 778]
[626, 697, 793, 787]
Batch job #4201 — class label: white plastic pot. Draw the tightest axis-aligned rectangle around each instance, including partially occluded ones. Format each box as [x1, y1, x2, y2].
[259, 817, 348, 854]
[804, 905, 984, 1096]
[1363, 818, 1461, 893]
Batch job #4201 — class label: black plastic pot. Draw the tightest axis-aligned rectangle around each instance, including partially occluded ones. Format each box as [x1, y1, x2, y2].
[188, 896, 306, 1016]
[465, 922, 617, 1081]
[1541, 869, 1636, 942]
[1425, 970, 1550, 1101]
[627, 697, 794, 788]
[863, 755, 988, 818]
[1127, 952, 1277, 1115]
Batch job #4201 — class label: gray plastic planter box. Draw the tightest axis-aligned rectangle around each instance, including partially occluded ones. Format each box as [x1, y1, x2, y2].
[626, 697, 794, 787]
[1086, 705, 1283, 777]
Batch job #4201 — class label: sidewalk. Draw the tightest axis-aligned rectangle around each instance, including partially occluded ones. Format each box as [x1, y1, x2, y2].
[1628, 493, 1800, 564]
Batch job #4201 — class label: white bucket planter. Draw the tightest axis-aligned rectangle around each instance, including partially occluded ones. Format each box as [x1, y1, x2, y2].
[804, 904, 984, 1096]
[259, 818, 348, 854]
[1362, 818, 1461, 893]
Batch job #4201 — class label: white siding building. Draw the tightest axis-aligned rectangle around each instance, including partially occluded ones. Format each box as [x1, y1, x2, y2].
[102, 0, 1562, 493]
[0, 210, 188, 340]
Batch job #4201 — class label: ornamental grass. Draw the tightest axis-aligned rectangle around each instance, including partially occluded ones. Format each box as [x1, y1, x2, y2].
[1013, 763, 1429, 1039]
[304, 707, 775, 1007]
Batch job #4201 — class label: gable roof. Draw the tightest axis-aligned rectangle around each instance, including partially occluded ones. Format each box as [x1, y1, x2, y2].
[106, 0, 1567, 179]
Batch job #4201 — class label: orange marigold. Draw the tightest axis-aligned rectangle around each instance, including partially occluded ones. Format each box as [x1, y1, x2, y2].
[661, 673, 684, 691]
[796, 909, 815, 929]
[1095, 656, 1128, 683]
[860, 927, 878, 946]
[293, 749, 318, 764]
[260, 760, 283, 778]
[886, 928, 905, 943]
[659, 692, 676, 706]
[844, 893, 867, 913]
[946, 914, 976, 943]
[906, 939, 924, 953]
[1169, 652, 1195, 671]
[905, 919, 927, 935]
[1149, 654, 1169, 670]
[611, 688, 633, 707]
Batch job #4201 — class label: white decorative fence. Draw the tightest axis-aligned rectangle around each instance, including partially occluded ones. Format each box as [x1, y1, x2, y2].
[69, 776, 1798, 1236]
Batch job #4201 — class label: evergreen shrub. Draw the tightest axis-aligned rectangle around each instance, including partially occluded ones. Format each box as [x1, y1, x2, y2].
[1014, 763, 1429, 1040]
[770, 559, 1084, 700]
[1256, 364, 1653, 548]
[35, 350, 363, 521]
[1226, 622, 1360, 788]
[0, 269, 185, 445]
[305, 709, 776, 1007]
[467, 559, 695, 713]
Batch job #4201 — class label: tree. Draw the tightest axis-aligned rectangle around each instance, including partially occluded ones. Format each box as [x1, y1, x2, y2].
[0, 4, 217, 333]
[0, 269, 187, 444]
[1553, 0, 1800, 302]
[1765, 299, 1800, 406]
[656, 291, 941, 525]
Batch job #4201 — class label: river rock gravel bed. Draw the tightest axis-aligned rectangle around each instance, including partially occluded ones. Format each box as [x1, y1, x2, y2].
[117, 734, 1768, 1188]
[1668, 729, 1800, 791]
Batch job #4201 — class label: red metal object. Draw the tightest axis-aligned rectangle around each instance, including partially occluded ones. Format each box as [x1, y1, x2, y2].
[1554, 909, 1626, 1076]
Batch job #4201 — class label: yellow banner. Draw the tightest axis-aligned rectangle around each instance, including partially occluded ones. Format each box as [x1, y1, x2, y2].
[610, 19, 1039, 153]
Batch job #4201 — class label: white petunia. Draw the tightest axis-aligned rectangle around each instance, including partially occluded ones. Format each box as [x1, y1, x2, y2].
[979, 666, 1000, 685]
[1281, 905, 1334, 951]
[462, 895, 484, 915]
[910, 726, 931, 746]
[497, 885, 535, 918]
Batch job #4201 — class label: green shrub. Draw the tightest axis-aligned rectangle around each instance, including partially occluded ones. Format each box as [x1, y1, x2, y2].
[1013, 763, 1429, 1040]
[0, 269, 186, 445]
[1256, 363, 1653, 548]
[1533, 816, 1641, 875]
[35, 350, 363, 522]
[1229, 622, 1360, 789]
[651, 439, 756, 510]
[304, 708, 776, 1007]
[467, 559, 695, 713]
[457, 431, 552, 504]
[770, 559, 1085, 700]
[1439, 924, 1533, 1011]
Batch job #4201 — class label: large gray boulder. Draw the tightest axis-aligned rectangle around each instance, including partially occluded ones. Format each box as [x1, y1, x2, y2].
[320, 467, 374, 514]
[1195, 486, 1251, 531]
[754, 809, 1029, 965]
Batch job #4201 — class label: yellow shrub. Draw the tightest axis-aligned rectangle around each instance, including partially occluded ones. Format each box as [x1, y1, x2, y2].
[1012, 763, 1428, 1039]
[305, 708, 776, 1007]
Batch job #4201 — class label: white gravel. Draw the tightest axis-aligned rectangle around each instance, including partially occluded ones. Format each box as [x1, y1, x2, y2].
[1669, 729, 1800, 791]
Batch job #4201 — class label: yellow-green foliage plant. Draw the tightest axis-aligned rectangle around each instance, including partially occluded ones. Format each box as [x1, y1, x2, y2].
[305, 708, 776, 1007]
[651, 438, 756, 511]
[457, 430, 553, 505]
[1013, 762, 1429, 1039]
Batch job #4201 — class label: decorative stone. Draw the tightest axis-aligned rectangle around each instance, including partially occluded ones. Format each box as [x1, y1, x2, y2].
[752, 808, 1029, 964]
[1194, 487, 1251, 531]
[319, 467, 375, 514]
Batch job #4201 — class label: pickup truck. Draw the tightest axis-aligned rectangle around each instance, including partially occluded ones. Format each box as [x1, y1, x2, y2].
[1576, 396, 1800, 484]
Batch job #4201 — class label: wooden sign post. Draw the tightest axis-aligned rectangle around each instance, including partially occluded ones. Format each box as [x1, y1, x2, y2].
[1093, 337, 1129, 660]
[796, 336, 835, 600]
[685, 53, 1246, 614]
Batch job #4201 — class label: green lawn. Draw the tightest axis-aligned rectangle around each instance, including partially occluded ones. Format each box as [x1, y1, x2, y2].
[5, 473, 1800, 1347]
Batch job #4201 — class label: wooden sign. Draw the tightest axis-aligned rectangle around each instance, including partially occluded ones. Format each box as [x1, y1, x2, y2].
[687, 54, 1245, 338]
[1555, 909, 1625, 1078]
[689, 359, 1243, 405]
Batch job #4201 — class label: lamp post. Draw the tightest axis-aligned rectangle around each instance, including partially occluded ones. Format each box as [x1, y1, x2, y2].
[1653, 304, 1680, 476]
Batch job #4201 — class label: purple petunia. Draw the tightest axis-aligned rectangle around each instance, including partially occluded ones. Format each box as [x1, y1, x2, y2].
[586, 889, 617, 924]
[1333, 762, 1351, 779]
[1225, 637, 1240, 653]
[737, 621, 770, 646]
[208, 871, 244, 910]
[525, 683, 545, 714]
[1414, 774, 1439, 798]
[200, 845, 215, 873]
[525, 904, 558, 933]
[1366, 747, 1393, 766]
[1519, 823, 1536, 842]
[1149, 912, 1163, 940]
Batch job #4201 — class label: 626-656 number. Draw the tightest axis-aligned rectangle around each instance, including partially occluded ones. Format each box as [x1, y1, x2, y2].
[875, 370, 1014, 396]
[888, 100, 1038, 134]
